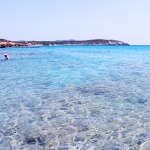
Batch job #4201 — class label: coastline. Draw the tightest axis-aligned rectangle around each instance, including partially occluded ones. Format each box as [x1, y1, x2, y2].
[0, 39, 129, 48]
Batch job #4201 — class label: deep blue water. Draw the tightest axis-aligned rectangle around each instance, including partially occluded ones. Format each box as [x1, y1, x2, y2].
[0, 46, 150, 149]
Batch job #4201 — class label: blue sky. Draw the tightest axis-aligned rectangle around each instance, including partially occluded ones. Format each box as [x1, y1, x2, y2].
[0, 0, 150, 45]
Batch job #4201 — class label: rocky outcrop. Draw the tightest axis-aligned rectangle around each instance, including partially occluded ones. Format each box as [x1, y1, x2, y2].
[0, 39, 32, 48]
[0, 39, 129, 48]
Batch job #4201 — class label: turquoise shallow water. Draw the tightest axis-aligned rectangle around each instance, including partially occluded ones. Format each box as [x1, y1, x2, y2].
[0, 46, 150, 149]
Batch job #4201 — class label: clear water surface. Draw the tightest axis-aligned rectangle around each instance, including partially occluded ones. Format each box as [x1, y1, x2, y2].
[0, 46, 150, 149]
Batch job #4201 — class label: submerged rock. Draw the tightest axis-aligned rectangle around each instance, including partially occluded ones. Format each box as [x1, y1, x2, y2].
[37, 135, 46, 146]
[137, 98, 148, 104]
[137, 141, 142, 145]
[76, 84, 113, 95]
[25, 137, 36, 144]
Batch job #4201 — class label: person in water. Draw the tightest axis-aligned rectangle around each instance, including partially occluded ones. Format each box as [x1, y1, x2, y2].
[4, 54, 9, 60]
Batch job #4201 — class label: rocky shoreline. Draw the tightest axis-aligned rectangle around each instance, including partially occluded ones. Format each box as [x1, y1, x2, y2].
[0, 39, 129, 48]
[0, 39, 33, 48]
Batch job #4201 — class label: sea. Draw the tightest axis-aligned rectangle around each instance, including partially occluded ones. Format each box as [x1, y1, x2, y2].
[0, 45, 150, 150]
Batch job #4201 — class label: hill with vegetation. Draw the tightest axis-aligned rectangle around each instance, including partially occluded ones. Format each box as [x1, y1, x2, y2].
[0, 39, 129, 48]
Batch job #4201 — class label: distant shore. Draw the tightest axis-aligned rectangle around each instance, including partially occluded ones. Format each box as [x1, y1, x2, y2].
[0, 39, 129, 48]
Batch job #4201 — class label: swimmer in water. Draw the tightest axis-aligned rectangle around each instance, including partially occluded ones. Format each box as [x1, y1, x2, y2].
[4, 54, 9, 60]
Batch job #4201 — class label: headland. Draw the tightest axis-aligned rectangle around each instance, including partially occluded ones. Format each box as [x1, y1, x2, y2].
[0, 39, 129, 48]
